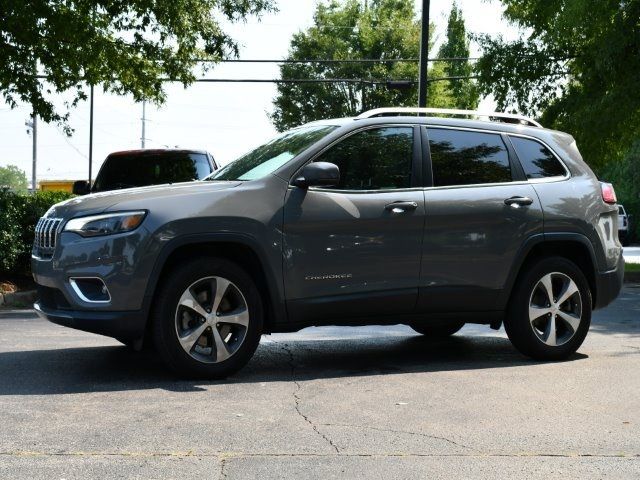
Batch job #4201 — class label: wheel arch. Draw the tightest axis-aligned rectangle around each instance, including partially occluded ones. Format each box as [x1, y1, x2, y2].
[141, 234, 285, 337]
[499, 233, 599, 315]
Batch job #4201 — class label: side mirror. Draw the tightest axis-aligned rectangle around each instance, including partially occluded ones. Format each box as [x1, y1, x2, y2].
[72, 180, 90, 195]
[293, 162, 340, 188]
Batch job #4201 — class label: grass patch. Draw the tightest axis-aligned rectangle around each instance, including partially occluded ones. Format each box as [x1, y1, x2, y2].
[625, 262, 640, 273]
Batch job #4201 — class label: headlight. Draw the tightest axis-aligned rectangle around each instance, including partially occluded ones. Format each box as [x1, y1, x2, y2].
[64, 211, 146, 237]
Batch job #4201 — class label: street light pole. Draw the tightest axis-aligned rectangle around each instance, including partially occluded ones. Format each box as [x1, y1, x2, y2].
[141, 100, 146, 148]
[31, 113, 37, 191]
[88, 84, 94, 184]
[418, 0, 431, 108]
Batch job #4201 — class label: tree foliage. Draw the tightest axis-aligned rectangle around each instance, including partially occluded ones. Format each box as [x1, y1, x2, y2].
[270, 0, 422, 131]
[436, 2, 478, 110]
[270, 0, 478, 131]
[474, 0, 640, 170]
[0, 165, 28, 191]
[0, 0, 275, 132]
[601, 140, 640, 239]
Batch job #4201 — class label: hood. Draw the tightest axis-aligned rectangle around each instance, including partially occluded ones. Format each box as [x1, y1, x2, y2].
[46, 181, 242, 219]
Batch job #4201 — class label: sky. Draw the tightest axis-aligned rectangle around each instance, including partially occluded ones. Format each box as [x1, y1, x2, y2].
[0, 0, 522, 182]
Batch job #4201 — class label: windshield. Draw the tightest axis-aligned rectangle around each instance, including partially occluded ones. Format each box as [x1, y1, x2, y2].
[209, 125, 337, 181]
[93, 152, 211, 192]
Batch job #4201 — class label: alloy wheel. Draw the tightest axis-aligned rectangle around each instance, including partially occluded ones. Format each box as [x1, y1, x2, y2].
[528, 272, 582, 347]
[174, 276, 250, 364]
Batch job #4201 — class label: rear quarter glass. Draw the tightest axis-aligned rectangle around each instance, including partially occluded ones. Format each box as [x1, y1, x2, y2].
[509, 136, 566, 179]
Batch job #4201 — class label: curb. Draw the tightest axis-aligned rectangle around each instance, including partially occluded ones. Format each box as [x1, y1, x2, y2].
[0, 290, 37, 308]
[625, 271, 640, 284]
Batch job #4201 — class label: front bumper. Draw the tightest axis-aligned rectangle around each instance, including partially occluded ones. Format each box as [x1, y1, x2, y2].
[34, 301, 146, 341]
[594, 254, 625, 310]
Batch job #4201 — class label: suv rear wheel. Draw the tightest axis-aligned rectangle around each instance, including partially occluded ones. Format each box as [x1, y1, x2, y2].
[505, 256, 591, 360]
[152, 257, 263, 379]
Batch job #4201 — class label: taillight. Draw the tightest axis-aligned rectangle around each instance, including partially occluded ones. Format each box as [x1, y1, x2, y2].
[601, 182, 617, 204]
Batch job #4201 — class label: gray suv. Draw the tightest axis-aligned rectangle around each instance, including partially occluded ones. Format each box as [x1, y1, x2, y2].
[32, 108, 624, 378]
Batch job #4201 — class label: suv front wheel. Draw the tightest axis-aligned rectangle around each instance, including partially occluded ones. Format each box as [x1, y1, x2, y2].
[152, 257, 263, 379]
[505, 257, 591, 361]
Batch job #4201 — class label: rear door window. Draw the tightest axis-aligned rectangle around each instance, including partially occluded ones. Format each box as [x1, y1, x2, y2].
[427, 128, 512, 187]
[509, 136, 566, 179]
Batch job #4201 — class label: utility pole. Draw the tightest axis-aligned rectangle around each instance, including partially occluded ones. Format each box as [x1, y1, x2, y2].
[88, 5, 97, 184]
[418, 0, 431, 108]
[88, 84, 94, 183]
[141, 100, 146, 148]
[25, 113, 37, 191]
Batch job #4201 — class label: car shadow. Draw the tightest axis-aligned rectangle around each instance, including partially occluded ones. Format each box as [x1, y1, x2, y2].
[0, 333, 587, 396]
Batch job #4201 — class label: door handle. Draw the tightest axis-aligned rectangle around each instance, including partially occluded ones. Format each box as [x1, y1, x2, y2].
[385, 201, 418, 213]
[504, 196, 533, 207]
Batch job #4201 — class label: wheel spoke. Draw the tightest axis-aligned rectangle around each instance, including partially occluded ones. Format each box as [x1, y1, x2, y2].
[179, 289, 208, 319]
[539, 273, 554, 305]
[543, 315, 557, 346]
[529, 305, 552, 322]
[217, 307, 250, 327]
[211, 278, 231, 314]
[556, 280, 579, 307]
[557, 310, 581, 333]
[212, 326, 231, 362]
[178, 323, 208, 353]
[175, 275, 249, 365]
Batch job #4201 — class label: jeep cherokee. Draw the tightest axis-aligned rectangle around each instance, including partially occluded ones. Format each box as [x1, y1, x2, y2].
[31, 108, 625, 378]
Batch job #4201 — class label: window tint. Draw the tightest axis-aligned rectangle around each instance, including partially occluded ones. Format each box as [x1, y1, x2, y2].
[510, 136, 566, 179]
[193, 154, 212, 179]
[428, 128, 511, 187]
[211, 125, 336, 181]
[315, 127, 413, 190]
[93, 151, 206, 192]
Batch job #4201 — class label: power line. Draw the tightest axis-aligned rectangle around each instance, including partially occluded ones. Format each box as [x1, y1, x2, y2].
[34, 73, 480, 85]
[197, 57, 479, 64]
[191, 76, 477, 84]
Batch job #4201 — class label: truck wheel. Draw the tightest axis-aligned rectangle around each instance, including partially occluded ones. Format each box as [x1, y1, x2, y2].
[505, 256, 591, 361]
[152, 257, 263, 379]
[410, 322, 465, 337]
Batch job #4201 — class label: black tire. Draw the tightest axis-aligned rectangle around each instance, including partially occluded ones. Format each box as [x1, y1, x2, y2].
[410, 321, 465, 337]
[505, 256, 591, 361]
[152, 257, 263, 379]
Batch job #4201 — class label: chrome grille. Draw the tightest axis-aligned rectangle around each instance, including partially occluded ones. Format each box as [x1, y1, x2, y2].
[33, 217, 63, 259]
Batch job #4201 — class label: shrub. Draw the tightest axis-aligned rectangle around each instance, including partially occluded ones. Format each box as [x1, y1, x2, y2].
[601, 140, 640, 242]
[0, 189, 74, 275]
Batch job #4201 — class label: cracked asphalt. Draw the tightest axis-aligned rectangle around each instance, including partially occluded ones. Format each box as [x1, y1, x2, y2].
[0, 286, 639, 479]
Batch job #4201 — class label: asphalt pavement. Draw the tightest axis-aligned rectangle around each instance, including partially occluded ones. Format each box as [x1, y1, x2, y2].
[0, 287, 639, 479]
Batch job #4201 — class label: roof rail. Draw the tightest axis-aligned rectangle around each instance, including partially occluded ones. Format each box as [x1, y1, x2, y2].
[355, 107, 543, 128]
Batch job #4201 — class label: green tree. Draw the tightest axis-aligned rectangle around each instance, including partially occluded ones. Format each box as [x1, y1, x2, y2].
[270, 0, 436, 132]
[1, 0, 275, 132]
[436, 2, 478, 110]
[601, 141, 640, 240]
[474, 0, 640, 171]
[0, 165, 28, 191]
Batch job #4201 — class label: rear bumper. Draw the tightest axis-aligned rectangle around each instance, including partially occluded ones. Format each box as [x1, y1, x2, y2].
[594, 255, 625, 310]
[34, 302, 146, 341]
